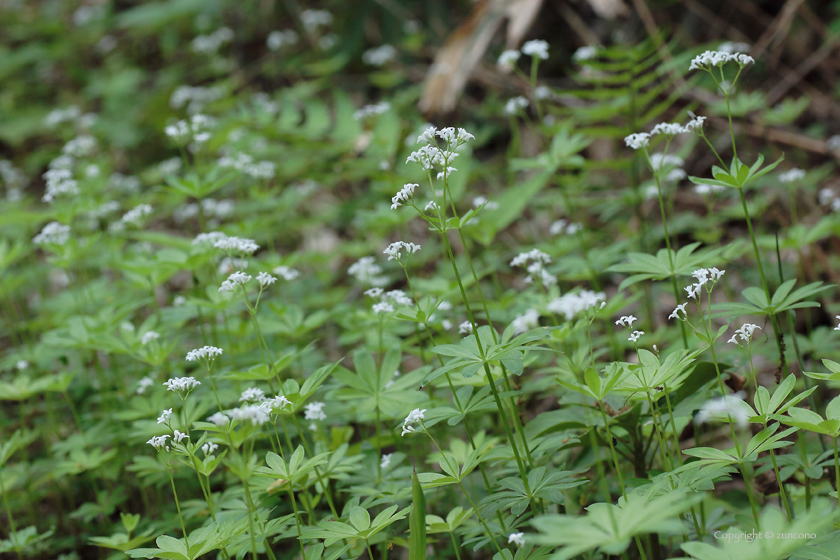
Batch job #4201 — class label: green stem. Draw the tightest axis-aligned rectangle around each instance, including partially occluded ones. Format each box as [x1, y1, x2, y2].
[168, 468, 190, 548]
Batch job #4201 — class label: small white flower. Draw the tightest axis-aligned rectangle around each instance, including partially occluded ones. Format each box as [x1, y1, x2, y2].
[391, 183, 417, 210]
[186, 345, 224, 363]
[362, 44, 397, 66]
[380, 453, 393, 468]
[240, 387, 266, 402]
[522, 39, 549, 60]
[685, 283, 702, 299]
[214, 236, 259, 255]
[228, 405, 270, 426]
[573, 45, 598, 62]
[147, 435, 171, 451]
[779, 168, 805, 183]
[33, 222, 71, 246]
[548, 291, 605, 321]
[615, 315, 637, 328]
[141, 331, 160, 346]
[728, 323, 762, 346]
[207, 412, 230, 426]
[173, 430, 189, 443]
[401, 425, 415, 436]
[696, 393, 750, 428]
[219, 271, 253, 293]
[202, 442, 219, 455]
[273, 265, 300, 281]
[373, 302, 395, 314]
[157, 408, 173, 424]
[504, 96, 529, 116]
[257, 271, 277, 287]
[624, 133, 650, 150]
[304, 401, 327, 421]
[512, 309, 541, 334]
[383, 241, 421, 261]
[669, 304, 688, 321]
[16, 360, 28, 370]
[628, 330, 644, 343]
[459, 321, 474, 335]
[684, 115, 706, 133]
[651, 123, 687, 136]
[163, 376, 201, 394]
[508, 532, 525, 547]
[424, 200, 438, 212]
[137, 376, 154, 394]
[498, 49, 521, 67]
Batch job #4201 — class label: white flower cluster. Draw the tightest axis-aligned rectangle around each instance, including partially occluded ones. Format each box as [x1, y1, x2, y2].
[202, 442, 219, 455]
[550, 219, 582, 236]
[137, 376, 154, 395]
[354, 101, 391, 120]
[689, 50, 754, 71]
[240, 387, 266, 402]
[157, 408, 172, 424]
[628, 330, 645, 343]
[165, 114, 215, 144]
[348, 256, 387, 286]
[819, 188, 840, 212]
[719, 42, 750, 54]
[473, 196, 499, 210]
[504, 96, 529, 116]
[191, 27, 233, 54]
[459, 321, 474, 335]
[510, 249, 556, 286]
[141, 331, 160, 346]
[304, 401, 327, 421]
[728, 323, 761, 346]
[185, 345, 224, 363]
[696, 392, 749, 428]
[62, 135, 97, 157]
[33, 222, 71, 246]
[651, 122, 687, 136]
[508, 532, 526, 547]
[273, 265, 301, 281]
[383, 241, 421, 261]
[44, 106, 82, 128]
[401, 407, 426, 436]
[42, 168, 79, 203]
[146, 435, 171, 451]
[497, 49, 521, 67]
[362, 44, 397, 66]
[512, 308, 541, 334]
[207, 412, 230, 426]
[405, 126, 473, 176]
[227, 404, 270, 426]
[521, 39, 549, 60]
[572, 45, 598, 62]
[257, 271, 277, 287]
[649, 153, 684, 171]
[779, 168, 805, 183]
[391, 183, 417, 210]
[214, 235, 259, 255]
[300, 9, 332, 33]
[219, 271, 252, 293]
[624, 133, 650, 150]
[684, 267, 725, 299]
[163, 376, 201, 394]
[116, 204, 152, 229]
[170, 85, 224, 114]
[548, 290, 605, 321]
[615, 315, 637, 328]
[217, 152, 276, 180]
[267, 29, 298, 50]
[367, 289, 413, 315]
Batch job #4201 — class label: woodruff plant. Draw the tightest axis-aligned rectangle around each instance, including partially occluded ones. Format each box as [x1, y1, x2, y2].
[6, 23, 840, 560]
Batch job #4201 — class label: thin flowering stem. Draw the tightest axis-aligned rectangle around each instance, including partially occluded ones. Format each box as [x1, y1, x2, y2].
[167, 467, 190, 548]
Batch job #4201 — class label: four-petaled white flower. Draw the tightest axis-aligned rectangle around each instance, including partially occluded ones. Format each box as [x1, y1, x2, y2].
[202, 442, 219, 455]
[728, 323, 762, 346]
[615, 315, 637, 328]
[508, 532, 525, 547]
[157, 408, 172, 424]
[628, 330, 644, 343]
[669, 303, 688, 321]
[147, 435, 171, 451]
[173, 430, 189, 443]
[459, 321, 474, 335]
[685, 283, 702, 299]
[380, 453, 393, 468]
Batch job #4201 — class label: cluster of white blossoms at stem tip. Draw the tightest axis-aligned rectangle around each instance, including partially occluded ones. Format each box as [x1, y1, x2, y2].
[213, 235, 259, 255]
[522, 39, 549, 60]
[353, 101, 390, 120]
[548, 290, 606, 321]
[508, 532, 526, 547]
[696, 392, 749, 428]
[257, 271, 277, 287]
[274, 265, 300, 281]
[348, 256, 387, 287]
[366, 288, 413, 315]
[728, 323, 761, 346]
[625, 116, 706, 151]
[141, 331, 160, 346]
[779, 168, 805, 183]
[219, 271, 252, 293]
[383, 241, 421, 261]
[227, 404, 270, 426]
[391, 183, 416, 210]
[33, 222, 71, 246]
[669, 303, 688, 321]
[42, 168, 78, 203]
[185, 345, 223, 363]
[146, 435, 171, 451]
[405, 126, 473, 177]
[304, 401, 326, 421]
[163, 376, 201, 394]
[401, 407, 426, 436]
[684, 267, 725, 299]
[510, 249, 555, 287]
[550, 219, 582, 236]
[512, 309, 541, 334]
[689, 50, 754, 71]
[459, 321, 474, 335]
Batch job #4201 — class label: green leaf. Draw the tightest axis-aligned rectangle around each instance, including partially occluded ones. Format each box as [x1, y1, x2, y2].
[409, 470, 427, 560]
